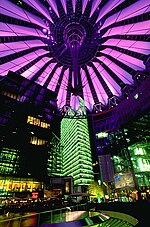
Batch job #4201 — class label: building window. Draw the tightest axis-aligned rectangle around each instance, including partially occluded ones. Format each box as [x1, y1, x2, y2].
[2, 91, 20, 101]
[65, 181, 70, 193]
[27, 116, 50, 128]
[30, 136, 47, 146]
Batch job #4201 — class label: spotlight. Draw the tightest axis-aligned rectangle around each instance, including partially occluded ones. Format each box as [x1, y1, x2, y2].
[43, 28, 48, 34]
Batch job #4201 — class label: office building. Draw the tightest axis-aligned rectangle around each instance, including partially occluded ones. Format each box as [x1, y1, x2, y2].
[61, 117, 94, 192]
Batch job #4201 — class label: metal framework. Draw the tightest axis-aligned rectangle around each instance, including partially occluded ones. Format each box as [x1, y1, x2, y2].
[0, 0, 150, 115]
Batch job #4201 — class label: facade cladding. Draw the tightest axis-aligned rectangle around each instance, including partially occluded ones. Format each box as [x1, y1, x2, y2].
[61, 117, 94, 188]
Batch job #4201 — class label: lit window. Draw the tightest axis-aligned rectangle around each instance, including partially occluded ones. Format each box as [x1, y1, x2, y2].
[30, 136, 47, 146]
[27, 116, 50, 128]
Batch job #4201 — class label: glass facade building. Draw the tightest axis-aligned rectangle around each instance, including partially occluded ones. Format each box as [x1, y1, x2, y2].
[61, 117, 94, 190]
[92, 80, 150, 193]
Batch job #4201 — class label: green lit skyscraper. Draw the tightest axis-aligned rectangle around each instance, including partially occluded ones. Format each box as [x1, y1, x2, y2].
[61, 117, 94, 191]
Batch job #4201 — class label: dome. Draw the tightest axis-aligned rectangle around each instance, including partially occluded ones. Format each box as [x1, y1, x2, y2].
[0, 0, 150, 115]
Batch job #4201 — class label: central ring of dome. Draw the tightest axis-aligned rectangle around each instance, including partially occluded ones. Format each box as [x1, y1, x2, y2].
[52, 18, 100, 66]
[63, 23, 86, 48]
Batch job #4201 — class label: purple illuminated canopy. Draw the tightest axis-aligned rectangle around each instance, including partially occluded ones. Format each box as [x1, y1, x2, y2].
[0, 0, 150, 114]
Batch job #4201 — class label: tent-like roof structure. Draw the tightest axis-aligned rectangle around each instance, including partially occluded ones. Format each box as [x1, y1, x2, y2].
[0, 0, 150, 115]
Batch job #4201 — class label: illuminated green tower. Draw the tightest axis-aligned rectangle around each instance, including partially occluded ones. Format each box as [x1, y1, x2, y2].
[61, 117, 94, 191]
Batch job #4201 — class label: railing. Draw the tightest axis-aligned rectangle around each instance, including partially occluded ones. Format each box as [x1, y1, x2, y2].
[0, 203, 88, 227]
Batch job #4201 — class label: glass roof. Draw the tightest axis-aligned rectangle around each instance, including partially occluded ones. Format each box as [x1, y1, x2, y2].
[0, 0, 150, 115]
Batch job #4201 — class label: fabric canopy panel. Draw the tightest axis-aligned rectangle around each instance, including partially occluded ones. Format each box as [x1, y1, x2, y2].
[0, 0, 150, 114]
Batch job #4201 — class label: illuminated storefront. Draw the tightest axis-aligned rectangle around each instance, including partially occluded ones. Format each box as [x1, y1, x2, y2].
[0, 176, 43, 199]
